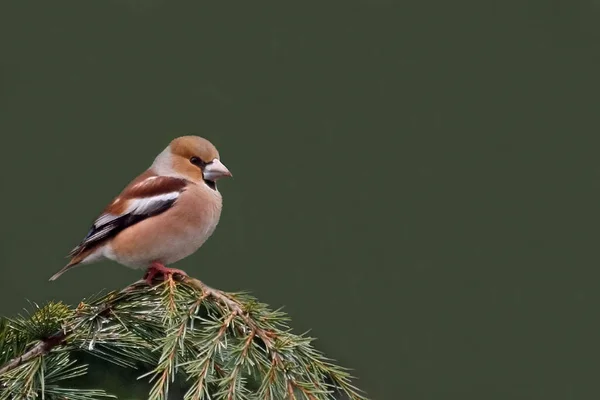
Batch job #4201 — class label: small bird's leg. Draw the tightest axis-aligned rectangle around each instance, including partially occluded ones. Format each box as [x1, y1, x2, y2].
[143, 267, 159, 285]
[144, 261, 188, 284]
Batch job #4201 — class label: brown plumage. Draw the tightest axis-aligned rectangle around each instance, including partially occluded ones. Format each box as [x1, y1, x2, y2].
[49, 136, 232, 281]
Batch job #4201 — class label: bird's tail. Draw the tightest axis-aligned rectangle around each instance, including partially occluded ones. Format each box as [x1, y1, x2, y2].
[49, 247, 94, 281]
[49, 242, 103, 281]
[49, 260, 81, 281]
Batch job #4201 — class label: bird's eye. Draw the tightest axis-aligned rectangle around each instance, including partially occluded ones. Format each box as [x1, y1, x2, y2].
[190, 156, 206, 167]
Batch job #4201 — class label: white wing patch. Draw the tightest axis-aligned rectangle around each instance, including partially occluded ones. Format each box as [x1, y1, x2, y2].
[82, 191, 181, 243]
[92, 191, 180, 227]
[125, 192, 180, 215]
[83, 225, 115, 243]
[94, 213, 120, 227]
[69, 176, 189, 258]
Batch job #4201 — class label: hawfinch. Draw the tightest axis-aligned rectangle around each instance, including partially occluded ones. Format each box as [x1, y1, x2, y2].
[49, 136, 232, 282]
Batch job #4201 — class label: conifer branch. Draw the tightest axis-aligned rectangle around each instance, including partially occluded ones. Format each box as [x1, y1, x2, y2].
[0, 332, 66, 377]
[0, 281, 144, 379]
[0, 275, 368, 400]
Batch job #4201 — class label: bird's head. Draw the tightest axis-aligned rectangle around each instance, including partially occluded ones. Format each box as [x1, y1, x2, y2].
[152, 136, 232, 188]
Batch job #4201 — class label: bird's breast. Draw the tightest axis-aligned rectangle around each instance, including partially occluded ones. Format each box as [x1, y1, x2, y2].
[106, 184, 223, 268]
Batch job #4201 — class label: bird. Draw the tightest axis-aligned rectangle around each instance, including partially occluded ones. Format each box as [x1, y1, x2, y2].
[49, 136, 232, 283]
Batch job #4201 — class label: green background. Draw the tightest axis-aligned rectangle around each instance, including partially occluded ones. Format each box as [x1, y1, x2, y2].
[1, 2, 599, 399]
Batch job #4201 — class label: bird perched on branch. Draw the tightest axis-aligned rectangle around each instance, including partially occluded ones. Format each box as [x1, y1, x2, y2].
[49, 136, 232, 283]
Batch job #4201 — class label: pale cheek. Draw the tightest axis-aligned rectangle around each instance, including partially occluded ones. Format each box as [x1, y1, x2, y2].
[172, 158, 203, 182]
[187, 165, 204, 182]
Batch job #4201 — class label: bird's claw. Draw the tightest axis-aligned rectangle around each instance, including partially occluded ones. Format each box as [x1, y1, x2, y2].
[144, 261, 188, 285]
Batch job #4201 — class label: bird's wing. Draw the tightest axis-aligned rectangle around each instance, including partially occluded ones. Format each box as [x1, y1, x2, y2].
[68, 175, 190, 257]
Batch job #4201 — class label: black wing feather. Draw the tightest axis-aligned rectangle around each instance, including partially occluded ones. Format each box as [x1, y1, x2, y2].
[69, 197, 177, 257]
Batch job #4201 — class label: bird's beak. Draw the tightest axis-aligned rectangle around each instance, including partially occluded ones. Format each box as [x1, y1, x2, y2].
[204, 159, 232, 181]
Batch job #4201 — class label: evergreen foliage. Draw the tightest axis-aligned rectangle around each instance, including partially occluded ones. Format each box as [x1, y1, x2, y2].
[0, 276, 367, 400]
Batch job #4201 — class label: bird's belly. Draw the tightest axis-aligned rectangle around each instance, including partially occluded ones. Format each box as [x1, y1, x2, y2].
[105, 197, 221, 269]
[145, 225, 214, 266]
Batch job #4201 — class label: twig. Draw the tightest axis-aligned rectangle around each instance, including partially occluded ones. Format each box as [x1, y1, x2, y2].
[0, 280, 146, 376]
[1, 273, 367, 400]
[292, 380, 319, 400]
[182, 277, 276, 348]
[0, 332, 65, 376]
[182, 276, 308, 398]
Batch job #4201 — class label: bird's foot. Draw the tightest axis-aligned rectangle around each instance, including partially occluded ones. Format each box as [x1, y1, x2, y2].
[144, 261, 188, 285]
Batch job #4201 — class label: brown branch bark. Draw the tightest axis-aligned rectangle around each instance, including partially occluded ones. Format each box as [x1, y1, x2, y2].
[0, 276, 258, 379]
[0, 279, 146, 377]
[182, 276, 277, 349]
[0, 332, 66, 376]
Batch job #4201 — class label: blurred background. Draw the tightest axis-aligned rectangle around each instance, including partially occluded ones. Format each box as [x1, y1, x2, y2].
[1, 1, 599, 399]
